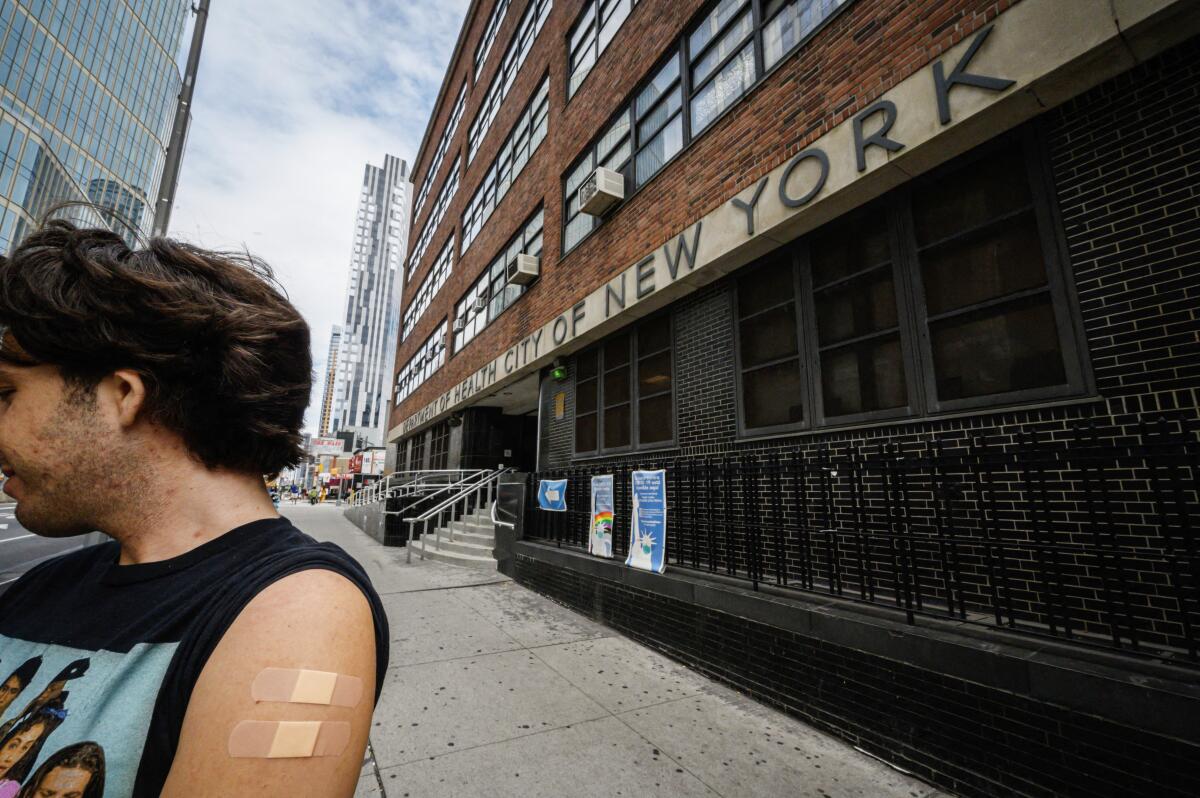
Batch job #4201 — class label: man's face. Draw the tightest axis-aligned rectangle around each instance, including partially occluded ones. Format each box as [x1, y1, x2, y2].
[33, 765, 92, 797]
[0, 676, 21, 714]
[0, 352, 113, 537]
[0, 720, 45, 774]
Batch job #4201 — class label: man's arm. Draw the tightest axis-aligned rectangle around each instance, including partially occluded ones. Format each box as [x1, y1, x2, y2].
[161, 569, 377, 798]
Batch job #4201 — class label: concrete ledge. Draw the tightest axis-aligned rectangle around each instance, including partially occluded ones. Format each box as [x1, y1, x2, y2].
[512, 539, 1200, 744]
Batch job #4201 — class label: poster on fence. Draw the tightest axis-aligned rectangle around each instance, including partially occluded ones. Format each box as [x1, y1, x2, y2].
[626, 469, 667, 573]
[589, 474, 615, 558]
[537, 478, 568, 511]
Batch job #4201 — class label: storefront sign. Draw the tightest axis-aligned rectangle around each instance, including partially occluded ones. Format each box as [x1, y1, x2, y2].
[627, 470, 666, 574]
[537, 479, 567, 512]
[589, 474, 615, 558]
[309, 437, 346, 456]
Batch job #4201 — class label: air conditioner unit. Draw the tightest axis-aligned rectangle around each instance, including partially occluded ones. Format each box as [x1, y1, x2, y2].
[506, 253, 539, 286]
[452, 316, 467, 332]
[471, 295, 490, 314]
[579, 166, 624, 216]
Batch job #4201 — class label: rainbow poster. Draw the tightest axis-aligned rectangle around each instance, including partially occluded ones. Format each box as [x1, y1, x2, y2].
[589, 474, 615, 558]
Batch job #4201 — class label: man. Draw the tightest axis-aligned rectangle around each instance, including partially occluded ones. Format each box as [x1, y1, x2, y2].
[0, 222, 388, 797]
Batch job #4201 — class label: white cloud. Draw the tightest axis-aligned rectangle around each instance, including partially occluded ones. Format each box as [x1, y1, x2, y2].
[168, 0, 469, 433]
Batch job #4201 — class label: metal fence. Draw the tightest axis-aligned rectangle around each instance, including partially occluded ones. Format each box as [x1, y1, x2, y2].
[525, 418, 1200, 666]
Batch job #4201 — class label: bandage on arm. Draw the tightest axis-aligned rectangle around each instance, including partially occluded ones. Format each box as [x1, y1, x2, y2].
[228, 720, 351, 758]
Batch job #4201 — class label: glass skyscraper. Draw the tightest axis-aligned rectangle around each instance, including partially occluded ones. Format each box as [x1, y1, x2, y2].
[331, 154, 411, 448]
[0, 0, 191, 252]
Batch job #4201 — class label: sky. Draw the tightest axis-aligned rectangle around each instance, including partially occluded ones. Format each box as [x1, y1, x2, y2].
[168, 0, 470, 434]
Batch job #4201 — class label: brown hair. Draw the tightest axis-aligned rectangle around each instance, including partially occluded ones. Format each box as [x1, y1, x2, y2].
[16, 741, 104, 798]
[0, 220, 311, 475]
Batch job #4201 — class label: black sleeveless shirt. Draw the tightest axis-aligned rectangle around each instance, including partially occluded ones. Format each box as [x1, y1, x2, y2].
[0, 516, 389, 797]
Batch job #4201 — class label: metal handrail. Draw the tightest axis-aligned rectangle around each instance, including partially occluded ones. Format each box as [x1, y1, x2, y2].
[352, 469, 488, 507]
[404, 468, 513, 563]
[490, 499, 515, 529]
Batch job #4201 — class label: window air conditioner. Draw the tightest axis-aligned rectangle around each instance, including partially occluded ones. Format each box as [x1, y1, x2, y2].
[506, 253, 539, 286]
[579, 166, 624, 216]
[471, 295, 490, 314]
[452, 316, 467, 332]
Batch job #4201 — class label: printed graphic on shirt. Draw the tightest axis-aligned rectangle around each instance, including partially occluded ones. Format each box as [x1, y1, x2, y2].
[0, 636, 177, 797]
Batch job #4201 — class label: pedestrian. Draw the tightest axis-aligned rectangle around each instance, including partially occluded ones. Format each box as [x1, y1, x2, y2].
[0, 221, 388, 797]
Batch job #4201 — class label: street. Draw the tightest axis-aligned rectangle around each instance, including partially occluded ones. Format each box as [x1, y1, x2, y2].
[0, 504, 94, 596]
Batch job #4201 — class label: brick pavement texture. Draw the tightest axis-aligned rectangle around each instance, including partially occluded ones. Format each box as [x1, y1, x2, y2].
[284, 504, 949, 798]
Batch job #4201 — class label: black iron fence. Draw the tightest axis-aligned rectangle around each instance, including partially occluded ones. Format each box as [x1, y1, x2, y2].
[525, 418, 1200, 666]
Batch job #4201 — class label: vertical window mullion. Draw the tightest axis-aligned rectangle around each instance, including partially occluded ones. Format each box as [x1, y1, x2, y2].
[793, 243, 817, 429]
[888, 192, 930, 416]
[750, 0, 766, 80]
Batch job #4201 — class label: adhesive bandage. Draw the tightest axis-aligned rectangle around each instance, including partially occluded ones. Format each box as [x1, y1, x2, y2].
[251, 668, 362, 707]
[227, 720, 351, 758]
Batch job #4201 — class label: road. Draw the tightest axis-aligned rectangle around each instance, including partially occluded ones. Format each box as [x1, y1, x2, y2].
[0, 505, 94, 596]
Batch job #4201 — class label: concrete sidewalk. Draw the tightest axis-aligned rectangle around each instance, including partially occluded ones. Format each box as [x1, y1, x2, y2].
[286, 504, 947, 798]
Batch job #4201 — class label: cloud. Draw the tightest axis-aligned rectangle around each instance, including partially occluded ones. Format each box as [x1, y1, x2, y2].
[168, 0, 469, 433]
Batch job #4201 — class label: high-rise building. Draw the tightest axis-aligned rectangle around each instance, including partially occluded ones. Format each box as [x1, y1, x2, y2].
[318, 325, 342, 436]
[331, 154, 410, 448]
[0, 0, 195, 252]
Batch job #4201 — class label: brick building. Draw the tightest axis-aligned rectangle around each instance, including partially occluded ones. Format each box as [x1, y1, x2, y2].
[388, 0, 1200, 794]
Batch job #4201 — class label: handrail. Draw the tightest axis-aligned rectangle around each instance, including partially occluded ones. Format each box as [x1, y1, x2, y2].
[403, 468, 513, 563]
[352, 469, 488, 507]
[490, 499, 514, 529]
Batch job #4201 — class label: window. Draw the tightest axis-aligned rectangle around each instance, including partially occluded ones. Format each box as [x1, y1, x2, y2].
[414, 82, 467, 220]
[429, 421, 450, 469]
[567, 0, 638, 98]
[454, 208, 544, 352]
[574, 314, 674, 455]
[395, 321, 448, 404]
[733, 134, 1086, 434]
[408, 431, 427, 470]
[474, 0, 512, 78]
[408, 157, 459, 277]
[461, 76, 549, 252]
[402, 236, 454, 340]
[562, 0, 854, 255]
[467, 0, 552, 163]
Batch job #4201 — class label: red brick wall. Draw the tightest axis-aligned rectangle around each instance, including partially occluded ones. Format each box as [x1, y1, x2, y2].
[392, 0, 1019, 434]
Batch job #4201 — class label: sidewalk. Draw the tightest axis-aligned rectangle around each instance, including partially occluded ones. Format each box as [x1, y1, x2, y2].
[286, 504, 948, 798]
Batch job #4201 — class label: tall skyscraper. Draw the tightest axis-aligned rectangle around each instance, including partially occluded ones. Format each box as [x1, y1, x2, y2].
[330, 154, 410, 448]
[0, 1, 196, 252]
[318, 325, 342, 436]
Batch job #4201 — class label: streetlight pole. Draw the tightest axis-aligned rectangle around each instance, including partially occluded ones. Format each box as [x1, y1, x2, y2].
[153, 0, 211, 238]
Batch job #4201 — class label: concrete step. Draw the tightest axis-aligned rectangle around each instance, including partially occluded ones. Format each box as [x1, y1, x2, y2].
[449, 529, 495, 547]
[434, 536, 493, 557]
[417, 542, 496, 571]
[450, 518, 493, 536]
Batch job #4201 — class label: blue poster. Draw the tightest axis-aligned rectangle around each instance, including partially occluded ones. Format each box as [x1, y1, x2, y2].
[626, 469, 667, 573]
[537, 478, 568, 511]
[589, 474, 614, 558]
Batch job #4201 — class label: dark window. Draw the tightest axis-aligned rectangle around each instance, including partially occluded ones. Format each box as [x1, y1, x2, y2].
[574, 315, 675, 455]
[562, 0, 855, 255]
[408, 432, 427, 471]
[734, 133, 1086, 434]
[429, 421, 450, 470]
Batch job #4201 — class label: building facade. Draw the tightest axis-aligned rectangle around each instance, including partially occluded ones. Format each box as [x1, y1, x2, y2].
[390, 1, 1200, 793]
[0, 0, 192, 251]
[332, 154, 411, 448]
[318, 324, 342, 436]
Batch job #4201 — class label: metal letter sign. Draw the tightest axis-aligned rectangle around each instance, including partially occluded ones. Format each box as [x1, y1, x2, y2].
[589, 474, 615, 558]
[537, 479, 568, 512]
[626, 470, 667, 573]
